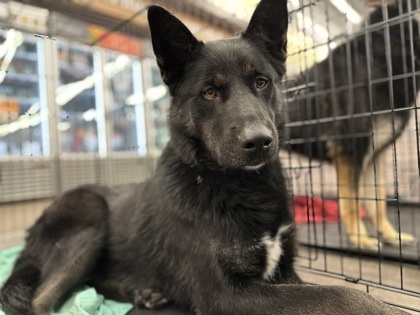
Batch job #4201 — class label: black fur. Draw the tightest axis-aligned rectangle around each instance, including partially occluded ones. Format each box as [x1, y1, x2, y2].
[0, 1, 411, 314]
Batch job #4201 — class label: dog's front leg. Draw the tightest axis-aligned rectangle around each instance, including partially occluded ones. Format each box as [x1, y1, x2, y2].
[90, 278, 170, 310]
[361, 149, 415, 246]
[335, 153, 379, 249]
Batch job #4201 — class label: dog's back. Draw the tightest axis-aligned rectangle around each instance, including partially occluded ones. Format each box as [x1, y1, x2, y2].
[286, 2, 420, 164]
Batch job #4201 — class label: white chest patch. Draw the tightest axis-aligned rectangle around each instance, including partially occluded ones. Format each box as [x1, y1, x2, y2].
[261, 225, 291, 280]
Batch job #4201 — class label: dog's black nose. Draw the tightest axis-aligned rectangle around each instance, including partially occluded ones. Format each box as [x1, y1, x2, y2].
[240, 126, 273, 152]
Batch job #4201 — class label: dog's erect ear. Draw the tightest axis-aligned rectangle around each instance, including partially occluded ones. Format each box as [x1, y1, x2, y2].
[243, 0, 288, 62]
[148, 6, 202, 88]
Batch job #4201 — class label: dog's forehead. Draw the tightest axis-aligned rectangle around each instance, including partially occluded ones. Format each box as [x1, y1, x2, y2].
[198, 38, 273, 74]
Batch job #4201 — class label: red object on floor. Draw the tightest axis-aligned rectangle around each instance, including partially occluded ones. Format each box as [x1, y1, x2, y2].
[293, 196, 366, 224]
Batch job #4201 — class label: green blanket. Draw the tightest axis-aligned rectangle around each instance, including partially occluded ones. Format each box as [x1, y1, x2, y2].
[0, 247, 133, 315]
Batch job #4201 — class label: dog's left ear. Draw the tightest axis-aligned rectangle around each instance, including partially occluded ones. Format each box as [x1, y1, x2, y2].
[243, 0, 288, 63]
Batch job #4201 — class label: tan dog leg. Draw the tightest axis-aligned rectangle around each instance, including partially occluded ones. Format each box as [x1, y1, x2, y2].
[336, 153, 379, 249]
[361, 150, 415, 246]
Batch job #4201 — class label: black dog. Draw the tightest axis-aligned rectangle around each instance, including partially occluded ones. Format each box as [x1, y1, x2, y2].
[0, 1, 411, 314]
[286, 1, 420, 249]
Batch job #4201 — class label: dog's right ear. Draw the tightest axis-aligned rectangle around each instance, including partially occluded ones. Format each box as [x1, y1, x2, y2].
[148, 6, 203, 89]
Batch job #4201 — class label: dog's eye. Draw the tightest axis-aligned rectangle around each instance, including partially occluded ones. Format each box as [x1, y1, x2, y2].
[203, 87, 218, 99]
[256, 78, 269, 89]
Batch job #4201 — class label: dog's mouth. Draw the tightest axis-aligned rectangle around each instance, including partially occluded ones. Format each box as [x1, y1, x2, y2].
[243, 162, 267, 171]
[214, 138, 279, 171]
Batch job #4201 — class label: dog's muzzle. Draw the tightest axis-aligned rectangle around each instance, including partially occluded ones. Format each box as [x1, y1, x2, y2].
[239, 124, 274, 154]
[237, 124, 278, 169]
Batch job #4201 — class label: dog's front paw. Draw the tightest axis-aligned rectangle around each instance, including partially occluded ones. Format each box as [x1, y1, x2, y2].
[383, 232, 416, 246]
[133, 288, 169, 310]
[349, 235, 380, 250]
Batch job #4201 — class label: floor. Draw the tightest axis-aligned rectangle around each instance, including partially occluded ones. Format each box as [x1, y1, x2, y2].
[296, 205, 420, 263]
[0, 199, 419, 314]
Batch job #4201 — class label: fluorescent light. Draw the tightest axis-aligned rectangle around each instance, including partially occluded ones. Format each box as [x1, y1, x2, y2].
[56, 55, 131, 107]
[57, 122, 71, 131]
[125, 92, 144, 106]
[290, 0, 300, 8]
[146, 85, 167, 102]
[0, 113, 42, 137]
[0, 29, 24, 84]
[27, 102, 40, 115]
[330, 0, 362, 24]
[314, 24, 329, 40]
[82, 108, 96, 121]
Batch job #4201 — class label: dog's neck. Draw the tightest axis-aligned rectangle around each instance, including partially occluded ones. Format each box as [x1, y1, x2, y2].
[155, 142, 291, 236]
